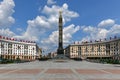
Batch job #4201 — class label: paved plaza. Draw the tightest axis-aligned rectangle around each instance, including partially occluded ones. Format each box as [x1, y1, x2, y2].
[0, 60, 120, 80]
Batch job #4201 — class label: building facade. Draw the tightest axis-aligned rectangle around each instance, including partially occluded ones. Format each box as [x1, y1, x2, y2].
[65, 38, 120, 60]
[36, 46, 42, 59]
[48, 52, 57, 58]
[0, 36, 37, 61]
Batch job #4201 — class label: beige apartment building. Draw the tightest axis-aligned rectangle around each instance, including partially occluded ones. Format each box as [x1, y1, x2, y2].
[0, 36, 41, 61]
[65, 38, 120, 60]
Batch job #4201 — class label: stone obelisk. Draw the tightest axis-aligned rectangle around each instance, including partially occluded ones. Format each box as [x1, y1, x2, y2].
[57, 11, 64, 56]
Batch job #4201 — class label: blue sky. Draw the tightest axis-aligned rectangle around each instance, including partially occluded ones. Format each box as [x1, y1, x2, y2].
[0, 0, 120, 54]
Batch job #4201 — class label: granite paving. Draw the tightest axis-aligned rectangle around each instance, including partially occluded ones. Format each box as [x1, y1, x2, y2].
[0, 60, 120, 80]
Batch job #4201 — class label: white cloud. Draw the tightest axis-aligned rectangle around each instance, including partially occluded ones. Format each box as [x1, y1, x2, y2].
[82, 25, 109, 41]
[41, 30, 58, 44]
[47, 0, 56, 5]
[16, 28, 23, 32]
[0, 0, 15, 38]
[0, 0, 15, 28]
[63, 3, 68, 9]
[97, 28, 109, 39]
[83, 26, 96, 32]
[98, 19, 115, 27]
[81, 19, 120, 42]
[83, 29, 107, 41]
[107, 24, 120, 36]
[63, 24, 80, 43]
[27, 16, 51, 29]
[42, 3, 79, 22]
[0, 28, 15, 37]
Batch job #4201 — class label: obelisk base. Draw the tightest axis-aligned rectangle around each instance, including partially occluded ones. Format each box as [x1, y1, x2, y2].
[52, 54, 69, 62]
[55, 54, 67, 59]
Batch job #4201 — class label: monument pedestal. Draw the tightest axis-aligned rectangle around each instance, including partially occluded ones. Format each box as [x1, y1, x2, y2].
[55, 54, 67, 59]
[53, 54, 69, 62]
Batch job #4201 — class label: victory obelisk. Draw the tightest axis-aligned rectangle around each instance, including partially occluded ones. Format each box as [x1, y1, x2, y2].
[57, 11, 64, 58]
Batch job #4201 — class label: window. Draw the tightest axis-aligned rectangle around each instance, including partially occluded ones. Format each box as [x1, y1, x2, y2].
[18, 45, 21, 50]
[1, 44, 4, 48]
